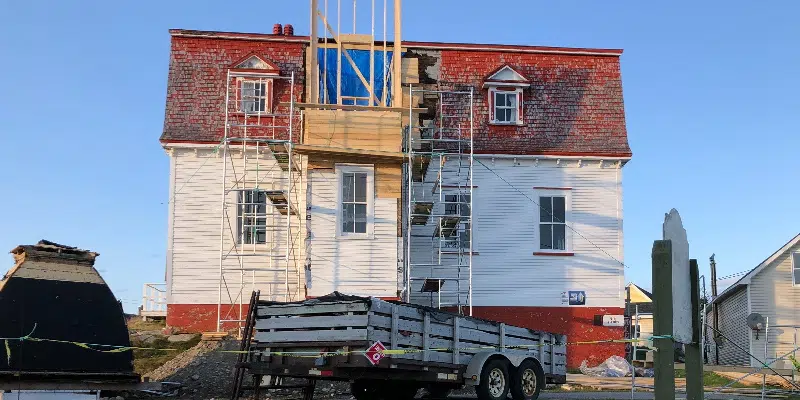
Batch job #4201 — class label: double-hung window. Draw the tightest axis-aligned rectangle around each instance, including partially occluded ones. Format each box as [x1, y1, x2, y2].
[338, 165, 373, 237]
[793, 253, 800, 286]
[240, 80, 269, 114]
[237, 189, 268, 244]
[536, 189, 571, 253]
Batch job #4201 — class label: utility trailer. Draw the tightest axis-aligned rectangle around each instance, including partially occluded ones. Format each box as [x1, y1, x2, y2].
[232, 292, 566, 400]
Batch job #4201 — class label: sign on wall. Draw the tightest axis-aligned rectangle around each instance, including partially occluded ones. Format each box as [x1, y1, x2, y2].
[663, 209, 692, 344]
[564, 290, 586, 305]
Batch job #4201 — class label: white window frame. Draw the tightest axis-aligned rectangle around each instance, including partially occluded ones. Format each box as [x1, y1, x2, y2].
[239, 78, 272, 114]
[336, 164, 375, 239]
[793, 252, 800, 286]
[533, 188, 572, 254]
[489, 87, 524, 126]
[236, 189, 269, 245]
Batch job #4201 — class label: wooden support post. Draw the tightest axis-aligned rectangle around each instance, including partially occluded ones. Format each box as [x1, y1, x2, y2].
[685, 259, 704, 400]
[309, 0, 319, 104]
[391, 0, 402, 106]
[652, 240, 675, 400]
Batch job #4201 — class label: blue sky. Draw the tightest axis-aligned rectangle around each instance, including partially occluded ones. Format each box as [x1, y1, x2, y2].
[0, 1, 797, 312]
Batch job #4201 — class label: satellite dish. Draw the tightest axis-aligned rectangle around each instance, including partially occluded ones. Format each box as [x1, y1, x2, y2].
[747, 313, 766, 339]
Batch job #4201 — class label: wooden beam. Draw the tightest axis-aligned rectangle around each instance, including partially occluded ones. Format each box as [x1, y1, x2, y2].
[685, 259, 703, 400]
[652, 240, 675, 400]
[317, 10, 380, 106]
[392, 0, 402, 106]
[293, 144, 405, 161]
[309, 0, 319, 104]
[280, 101, 424, 113]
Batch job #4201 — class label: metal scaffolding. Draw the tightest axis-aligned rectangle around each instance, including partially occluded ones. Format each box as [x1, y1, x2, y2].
[216, 70, 303, 331]
[404, 86, 474, 314]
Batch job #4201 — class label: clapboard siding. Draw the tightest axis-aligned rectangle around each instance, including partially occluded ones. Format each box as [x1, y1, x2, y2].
[749, 241, 800, 369]
[707, 287, 750, 366]
[307, 167, 399, 297]
[410, 157, 624, 307]
[168, 147, 303, 304]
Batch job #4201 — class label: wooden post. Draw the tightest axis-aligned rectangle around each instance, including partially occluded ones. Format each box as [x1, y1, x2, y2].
[652, 240, 675, 400]
[391, 0, 402, 106]
[685, 259, 704, 400]
[309, 0, 319, 104]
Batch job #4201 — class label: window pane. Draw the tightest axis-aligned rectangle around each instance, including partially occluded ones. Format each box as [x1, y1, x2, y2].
[540, 224, 553, 249]
[342, 204, 355, 233]
[509, 107, 517, 122]
[795, 253, 800, 284]
[461, 195, 471, 216]
[507, 93, 517, 107]
[553, 196, 565, 223]
[257, 98, 266, 112]
[342, 173, 355, 202]
[505, 109, 513, 122]
[553, 224, 566, 250]
[539, 197, 552, 222]
[354, 173, 367, 202]
[354, 204, 367, 233]
[495, 92, 506, 107]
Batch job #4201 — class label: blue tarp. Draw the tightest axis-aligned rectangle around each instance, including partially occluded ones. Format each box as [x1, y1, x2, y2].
[318, 48, 396, 105]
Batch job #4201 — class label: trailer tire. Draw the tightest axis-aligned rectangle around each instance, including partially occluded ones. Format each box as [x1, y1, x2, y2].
[476, 358, 510, 400]
[511, 359, 544, 400]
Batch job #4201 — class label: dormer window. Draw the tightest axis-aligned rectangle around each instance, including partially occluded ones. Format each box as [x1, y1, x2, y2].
[483, 65, 530, 126]
[229, 53, 281, 115]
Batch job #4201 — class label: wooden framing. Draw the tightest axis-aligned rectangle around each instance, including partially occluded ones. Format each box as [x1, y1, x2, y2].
[302, 109, 403, 153]
[308, 0, 403, 107]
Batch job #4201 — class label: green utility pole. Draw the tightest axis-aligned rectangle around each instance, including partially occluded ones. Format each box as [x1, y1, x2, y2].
[652, 240, 675, 400]
[685, 259, 704, 399]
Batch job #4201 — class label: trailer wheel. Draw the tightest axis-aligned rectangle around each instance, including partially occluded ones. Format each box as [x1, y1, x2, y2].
[351, 380, 380, 400]
[511, 359, 544, 400]
[476, 358, 510, 400]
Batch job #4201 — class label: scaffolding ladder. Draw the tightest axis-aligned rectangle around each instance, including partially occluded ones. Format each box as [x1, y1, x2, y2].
[404, 87, 474, 315]
[217, 71, 304, 331]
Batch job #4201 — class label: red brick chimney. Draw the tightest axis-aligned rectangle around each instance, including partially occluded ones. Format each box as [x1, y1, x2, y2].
[272, 23, 283, 35]
[283, 24, 294, 36]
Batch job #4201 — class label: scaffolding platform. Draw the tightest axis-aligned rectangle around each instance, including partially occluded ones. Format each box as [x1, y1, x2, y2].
[264, 190, 297, 215]
[433, 216, 461, 238]
[410, 202, 433, 225]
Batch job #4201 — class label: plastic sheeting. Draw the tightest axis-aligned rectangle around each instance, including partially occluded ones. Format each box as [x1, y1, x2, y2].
[579, 356, 632, 377]
[318, 48, 396, 105]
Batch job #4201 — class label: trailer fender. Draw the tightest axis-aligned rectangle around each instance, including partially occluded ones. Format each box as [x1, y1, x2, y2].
[463, 352, 538, 386]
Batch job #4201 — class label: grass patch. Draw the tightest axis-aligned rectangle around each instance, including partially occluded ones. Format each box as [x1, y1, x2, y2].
[127, 317, 166, 332]
[674, 370, 781, 389]
[131, 334, 201, 375]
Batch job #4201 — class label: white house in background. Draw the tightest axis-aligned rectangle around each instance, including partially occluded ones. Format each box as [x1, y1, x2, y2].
[707, 233, 800, 367]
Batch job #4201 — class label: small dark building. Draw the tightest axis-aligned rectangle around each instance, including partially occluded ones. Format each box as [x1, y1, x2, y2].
[0, 240, 137, 383]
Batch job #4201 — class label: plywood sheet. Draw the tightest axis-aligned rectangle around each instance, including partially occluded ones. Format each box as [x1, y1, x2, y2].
[303, 109, 402, 153]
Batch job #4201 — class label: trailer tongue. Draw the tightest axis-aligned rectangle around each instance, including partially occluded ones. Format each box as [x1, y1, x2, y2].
[232, 292, 566, 400]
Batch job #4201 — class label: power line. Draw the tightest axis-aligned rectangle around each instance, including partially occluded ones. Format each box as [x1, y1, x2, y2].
[716, 270, 750, 281]
[473, 158, 628, 269]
